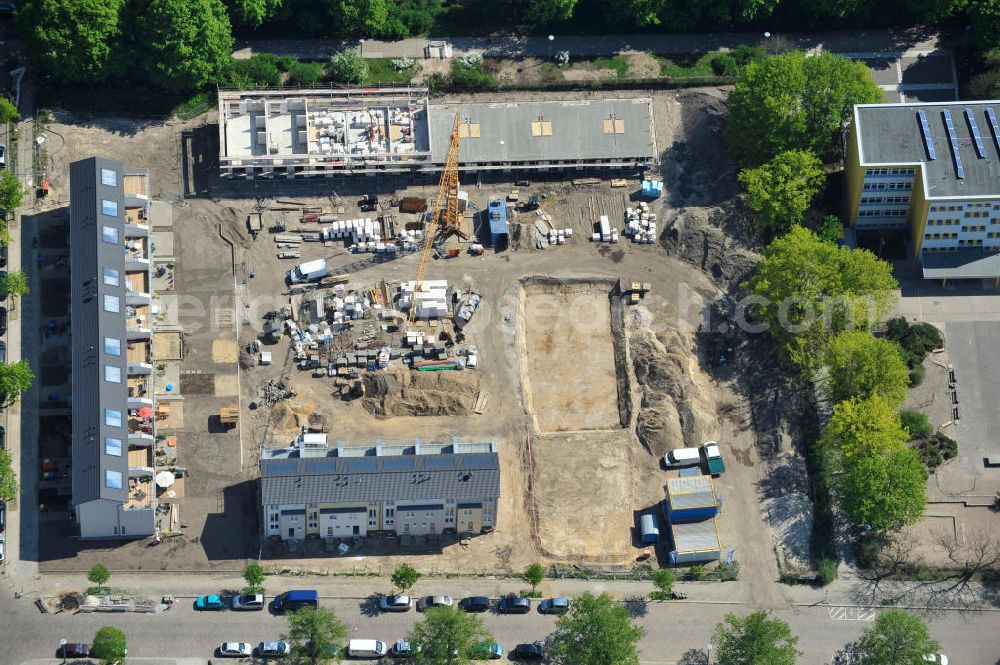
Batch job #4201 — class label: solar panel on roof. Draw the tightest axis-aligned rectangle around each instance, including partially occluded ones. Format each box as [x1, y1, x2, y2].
[917, 110, 936, 161]
[346, 458, 378, 472]
[987, 108, 1000, 153]
[965, 108, 987, 158]
[303, 458, 340, 474]
[942, 110, 965, 179]
[382, 456, 416, 472]
[264, 460, 298, 475]
[422, 456, 457, 470]
[460, 453, 499, 469]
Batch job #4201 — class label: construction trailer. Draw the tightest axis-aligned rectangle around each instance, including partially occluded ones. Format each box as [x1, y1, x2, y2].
[487, 198, 509, 248]
[668, 518, 722, 565]
[663, 475, 719, 523]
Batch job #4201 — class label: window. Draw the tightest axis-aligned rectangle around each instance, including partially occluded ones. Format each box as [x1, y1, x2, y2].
[105, 470, 123, 489]
[101, 169, 118, 187]
[103, 294, 119, 313]
[104, 337, 121, 356]
[101, 199, 118, 217]
[103, 267, 120, 286]
[385, 508, 395, 517]
[105, 408, 122, 427]
[105, 437, 122, 457]
[104, 365, 121, 383]
[102, 226, 119, 244]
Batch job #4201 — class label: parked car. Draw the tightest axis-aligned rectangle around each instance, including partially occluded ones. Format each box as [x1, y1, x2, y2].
[702, 440, 726, 475]
[538, 597, 570, 615]
[257, 641, 291, 658]
[58, 643, 91, 659]
[0, 536, 4, 562]
[416, 595, 453, 611]
[0, 243, 6, 268]
[379, 593, 412, 612]
[389, 639, 422, 658]
[512, 643, 545, 660]
[0, 340, 6, 363]
[231, 593, 264, 611]
[0, 425, 5, 449]
[272, 589, 318, 612]
[662, 447, 701, 468]
[497, 596, 531, 614]
[923, 655, 949, 665]
[195, 594, 226, 610]
[0, 145, 5, 168]
[460, 596, 491, 612]
[347, 639, 388, 658]
[1, 306, 10, 336]
[217, 643, 253, 658]
[471, 642, 503, 660]
[0, 502, 5, 532]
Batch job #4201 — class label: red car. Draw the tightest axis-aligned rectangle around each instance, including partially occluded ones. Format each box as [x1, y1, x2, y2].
[59, 643, 91, 658]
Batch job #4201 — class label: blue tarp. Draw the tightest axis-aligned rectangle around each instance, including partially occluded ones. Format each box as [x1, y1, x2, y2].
[642, 179, 663, 198]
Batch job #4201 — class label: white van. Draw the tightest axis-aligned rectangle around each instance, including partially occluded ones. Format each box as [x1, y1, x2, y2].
[347, 639, 388, 658]
[289, 259, 329, 284]
[662, 447, 701, 467]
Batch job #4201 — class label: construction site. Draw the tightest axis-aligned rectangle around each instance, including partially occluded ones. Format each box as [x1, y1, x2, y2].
[30, 86, 797, 592]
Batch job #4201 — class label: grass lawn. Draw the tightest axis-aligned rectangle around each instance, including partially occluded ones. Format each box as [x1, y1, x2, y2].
[654, 52, 719, 78]
[590, 55, 630, 80]
[366, 58, 421, 84]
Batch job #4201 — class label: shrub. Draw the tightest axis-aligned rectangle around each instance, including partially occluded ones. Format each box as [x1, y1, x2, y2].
[287, 60, 325, 85]
[900, 410, 931, 439]
[276, 55, 297, 72]
[710, 44, 763, 76]
[329, 49, 369, 84]
[816, 557, 838, 586]
[450, 58, 497, 90]
[912, 433, 958, 472]
[908, 362, 925, 387]
[227, 54, 282, 88]
[689, 564, 705, 581]
[883, 317, 944, 365]
[817, 214, 843, 243]
[857, 535, 885, 570]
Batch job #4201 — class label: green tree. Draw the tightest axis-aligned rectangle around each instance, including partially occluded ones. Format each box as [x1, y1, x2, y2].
[88, 563, 111, 588]
[527, 0, 578, 24]
[407, 604, 492, 665]
[329, 48, 369, 84]
[225, 0, 284, 26]
[91, 626, 128, 665]
[0, 448, 17, 502]
[0, 170, 25, 212]
[819, 395, 910, 466]
[0, 270, 29, 299]
[338, 0, 390, 36]
[856, 609, 939, 665]
[650, 568, 673, 599]
[728, 51, 882, 166]
[0, 223, 10, 248]
[521, 562, 544, 595]
[0, 361, 34, 406]
[0, 98, 19, 124]
[17, 0, 126, 84]
[746, 226, 898, 372]
[817, 214, 843, 243]
[284, 607, 349, 665]
[547, 592, 645, 665]
[135, 0, 234, 93]
[713, 610, 800, 665]
[243, 561, 265, 593]
[738, 150, 825, 235]
[391, 563, 422, 593]
[824, 331, 910, 407]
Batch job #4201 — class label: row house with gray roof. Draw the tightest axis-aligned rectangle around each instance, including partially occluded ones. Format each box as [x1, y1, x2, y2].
[259, 436, 500, 540]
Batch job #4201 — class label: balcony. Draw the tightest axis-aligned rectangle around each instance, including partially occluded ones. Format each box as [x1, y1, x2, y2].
[126, 304, 151, 339]
[124, 205, 150, 236]
[127, 374, 153, 407]
[124, 173, 149, 201]
[126, 270, 151, 305]
[127, 339, 152, 374]
[128, 408, 155, 445]
[124, 476, 154, 510]
[125, 236, 150, 268]
[128, 446, 154, 475]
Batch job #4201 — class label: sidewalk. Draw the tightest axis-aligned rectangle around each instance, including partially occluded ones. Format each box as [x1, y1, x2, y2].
[233, 29, 945, 61]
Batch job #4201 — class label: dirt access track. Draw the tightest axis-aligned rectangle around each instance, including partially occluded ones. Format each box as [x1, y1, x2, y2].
[519, 278, 622, 433]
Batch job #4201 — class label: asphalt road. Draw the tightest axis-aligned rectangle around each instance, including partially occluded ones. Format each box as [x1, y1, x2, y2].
[2, 590, 999, 665]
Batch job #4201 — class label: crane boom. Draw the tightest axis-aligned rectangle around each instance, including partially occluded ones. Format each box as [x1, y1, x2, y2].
[409, 110, 461, 327]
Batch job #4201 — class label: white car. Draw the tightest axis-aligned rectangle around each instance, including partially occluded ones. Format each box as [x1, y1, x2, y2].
[0, 536, 5, 562]
[662, 447, 701, 467]
[923, 655, 948, 665]
[218, 642, 253, 658]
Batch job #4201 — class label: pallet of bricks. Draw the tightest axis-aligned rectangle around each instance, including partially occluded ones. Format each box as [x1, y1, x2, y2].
[623, 202, 657, 244]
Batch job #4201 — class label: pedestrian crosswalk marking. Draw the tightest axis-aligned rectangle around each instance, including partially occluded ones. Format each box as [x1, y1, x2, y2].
[828, 606, 876, 621]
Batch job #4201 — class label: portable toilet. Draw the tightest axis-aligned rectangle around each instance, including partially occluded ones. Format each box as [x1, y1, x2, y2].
[639, 514, 660, 544]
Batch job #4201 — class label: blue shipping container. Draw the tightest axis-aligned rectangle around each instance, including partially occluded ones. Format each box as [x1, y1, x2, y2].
[487, 199, 509, 246]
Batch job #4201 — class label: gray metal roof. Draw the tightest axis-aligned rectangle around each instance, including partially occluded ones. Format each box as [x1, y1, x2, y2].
[70, 157, 129, 506]
[921, 249, 1000, 279]
[855, 101, 1000, 198]
[428, 98, 656, 165]
[666, 475, 717, 510]
[670, 518, 722, 553]
[260, 450, 500, 506]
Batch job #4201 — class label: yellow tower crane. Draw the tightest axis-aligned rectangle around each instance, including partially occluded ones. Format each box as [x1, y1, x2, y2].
[408, 110, 465, 327]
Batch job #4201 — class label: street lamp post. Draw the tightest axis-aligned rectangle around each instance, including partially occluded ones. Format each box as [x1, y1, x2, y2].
[547, 34, 554, 61]
[359, 38, 365, 57]
[706, 643, 714, 664]
[60, 639, 67, 664]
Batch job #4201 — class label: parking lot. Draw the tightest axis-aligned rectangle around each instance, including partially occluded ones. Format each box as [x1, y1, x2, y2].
[848, 48, 958, 103]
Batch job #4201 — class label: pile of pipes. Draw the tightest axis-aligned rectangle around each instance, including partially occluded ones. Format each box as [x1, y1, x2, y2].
[399, 279, 448, 319]
[623, 203, 657, 244]
[591, 214, 619, 243]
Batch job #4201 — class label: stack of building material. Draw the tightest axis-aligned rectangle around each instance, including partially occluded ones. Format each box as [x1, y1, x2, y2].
[591, 215, 618, 243]
[623, 203, 657, 244]
[399, 280, 448, 319]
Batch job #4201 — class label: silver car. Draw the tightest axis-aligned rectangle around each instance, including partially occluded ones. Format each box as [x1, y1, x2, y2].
[417, 595, 453, 611]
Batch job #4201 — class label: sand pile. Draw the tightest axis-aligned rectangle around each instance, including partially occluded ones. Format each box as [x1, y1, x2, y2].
[269, 400, 316, 431]
[362, 367, 483, 417]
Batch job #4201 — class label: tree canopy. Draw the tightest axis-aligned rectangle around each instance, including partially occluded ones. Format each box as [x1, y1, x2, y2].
[243, 561, 265, 593]
[713, 610, 800, 665]
[0, 448, 17, 502]
[522, 563, 544, 594]
[547, 592, 645, 665]
[284, 607, 349, 664]
[738, 149, 825, 235]
[746, 226, 898, 372]
[856, 609, 939, 665]
[728, 51, 882, 166]
[0, 270, 30, 299]
[391, 563, 422, 592]
[18, 0, 127, 84]
[329, 48, 369, 84]
[225, 0, 284, 27]
[407, 604, 493, 665]
[88, 563, 111, 587]
[0, 170, 26, 213]
[0, 361, 35, 406]
[0, 98, 19, 124]
[91, 626, 128, 665]
[824, 331, 910, 407]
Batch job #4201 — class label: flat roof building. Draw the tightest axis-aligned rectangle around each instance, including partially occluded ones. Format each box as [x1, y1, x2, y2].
[70, 157, 157, 539]
[847, 101, 1000, 281]
[260, 437, 500, 540]
[218, 87, 656, 178]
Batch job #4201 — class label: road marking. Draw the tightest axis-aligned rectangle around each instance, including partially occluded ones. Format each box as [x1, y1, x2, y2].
[828, 606, 877, 621]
